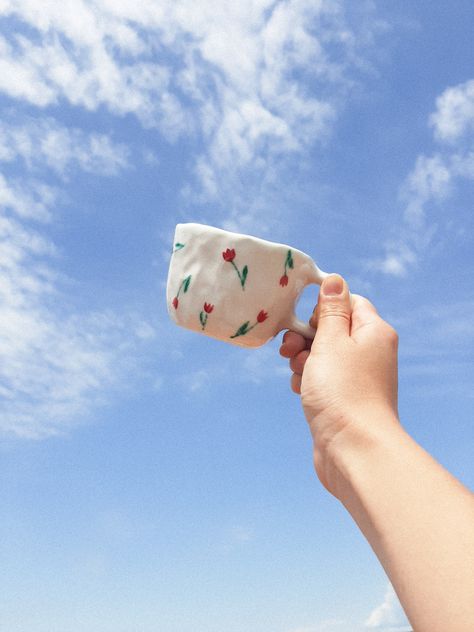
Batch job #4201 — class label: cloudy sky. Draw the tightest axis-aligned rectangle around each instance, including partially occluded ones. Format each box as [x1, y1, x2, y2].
[1, 1, 472, 630]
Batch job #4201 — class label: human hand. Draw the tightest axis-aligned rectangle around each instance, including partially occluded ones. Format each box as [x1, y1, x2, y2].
[280, 274, 400, 496]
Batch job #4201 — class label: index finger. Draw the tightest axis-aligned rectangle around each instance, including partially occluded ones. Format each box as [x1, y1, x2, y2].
[280, 330, 311, 358]
[350, 294, 379, 336]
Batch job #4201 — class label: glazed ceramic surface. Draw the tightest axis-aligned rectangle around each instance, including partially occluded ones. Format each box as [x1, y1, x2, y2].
[166, 223, 329, 348]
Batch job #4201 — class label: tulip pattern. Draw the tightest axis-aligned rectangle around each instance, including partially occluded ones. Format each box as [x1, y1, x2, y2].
[230, 309, 268, 339]
[280, 250, 294, 287]
[199, 302, 214, 330]
[172, 275, 192, 309]
[222, 248, 248, 289]
[170, 239, 295, 342]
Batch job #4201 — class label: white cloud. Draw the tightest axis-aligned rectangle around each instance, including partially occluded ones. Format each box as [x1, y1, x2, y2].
[373, 78, 474, 277]
[402, 154, 453, 225]
[0, 173, 57, 222]
[0, 1, 381, 435]
[429, 78, 474, 143]
[0, 126, 150, 438]
[0, 93, 147, 436]
[0, 116, 130, 177]
[0, 0, 379, 221]
[0, 188, 153, 438]
[369, 240, 416, 278]
[364, 583, 411, 631]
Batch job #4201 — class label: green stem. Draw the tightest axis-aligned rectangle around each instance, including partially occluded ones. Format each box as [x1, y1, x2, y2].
[176, 279, 185, 298]
[176, 275, 191, 298]
[230, 260, 244, 288]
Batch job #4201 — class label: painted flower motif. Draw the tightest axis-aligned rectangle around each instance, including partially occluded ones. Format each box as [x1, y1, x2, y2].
[222, 248, 236, 262]
[171, 275, 191, 310]
[279, 250, 294, 288]
[222, 247, 248, 289]
[200, 302, 214, 330]
[230, 309, 269, 339]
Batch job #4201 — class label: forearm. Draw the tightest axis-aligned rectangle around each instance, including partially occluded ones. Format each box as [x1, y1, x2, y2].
[329, 419, 474, 632]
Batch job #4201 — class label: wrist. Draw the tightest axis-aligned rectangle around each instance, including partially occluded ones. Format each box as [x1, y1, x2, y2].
[314, 409, 404, 501]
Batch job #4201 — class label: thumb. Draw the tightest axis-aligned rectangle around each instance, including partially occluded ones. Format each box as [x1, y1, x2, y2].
[312, 274, 351, 341]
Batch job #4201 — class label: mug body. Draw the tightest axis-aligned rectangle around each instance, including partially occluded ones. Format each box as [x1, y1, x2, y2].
[167, 223, 319, 347]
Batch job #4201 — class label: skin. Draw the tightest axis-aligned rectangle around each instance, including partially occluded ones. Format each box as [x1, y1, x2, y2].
[280, 274, 474, 632]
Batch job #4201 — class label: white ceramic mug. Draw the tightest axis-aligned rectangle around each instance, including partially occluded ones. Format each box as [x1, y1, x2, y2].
[166, 223, 329, 348]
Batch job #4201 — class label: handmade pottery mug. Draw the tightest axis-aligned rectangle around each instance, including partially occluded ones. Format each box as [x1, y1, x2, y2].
[166, 223, 329, 348]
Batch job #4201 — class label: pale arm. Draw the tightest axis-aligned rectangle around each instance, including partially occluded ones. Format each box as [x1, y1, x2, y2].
[280, 274, 474, 632]
[332, 418, 474, 632]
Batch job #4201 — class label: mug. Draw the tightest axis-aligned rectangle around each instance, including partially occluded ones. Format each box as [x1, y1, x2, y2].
[166, 223, 329, 348]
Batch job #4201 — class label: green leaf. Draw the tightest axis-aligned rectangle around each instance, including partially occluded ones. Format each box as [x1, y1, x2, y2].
[286, 250, 294, 269]
[183, 275, 192, 292]
[231, 321, 250, 338]
[237, 321, 250, 335]
[241, 265, 248, 285]
[200, 312, 205, 327]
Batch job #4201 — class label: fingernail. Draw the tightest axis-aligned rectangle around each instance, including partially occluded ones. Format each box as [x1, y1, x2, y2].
[322, 274, 343, 296]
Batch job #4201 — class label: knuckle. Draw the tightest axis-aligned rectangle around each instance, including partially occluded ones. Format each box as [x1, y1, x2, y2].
[289, 350, 309, 374]
[380, 322, 398, 347]
[291, 373, 301, 394]
[319, 306, 351, 322]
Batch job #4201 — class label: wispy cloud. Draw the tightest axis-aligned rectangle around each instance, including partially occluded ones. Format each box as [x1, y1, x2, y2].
[0, 119, 151, 438]
[429, 78, 474, 143]
[372, 78, 474, 276]
[364, 583, 411, 631]
[0, 1, 382, 437]
[0, 172, 57, 221]
[0, 0, 381, 230]
[0, 116, 129, 177]
[0, 196, 153, 438]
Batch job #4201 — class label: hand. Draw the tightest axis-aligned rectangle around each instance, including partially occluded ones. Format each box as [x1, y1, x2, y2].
[280, 274, 399, 496]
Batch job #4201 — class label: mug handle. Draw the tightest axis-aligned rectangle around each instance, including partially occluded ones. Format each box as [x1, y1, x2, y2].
[283, 264, 329, 340]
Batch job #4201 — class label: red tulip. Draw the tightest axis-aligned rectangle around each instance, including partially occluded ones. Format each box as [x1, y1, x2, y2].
[222, 248, 236, 262]
[172, 297, 179, 309]
[279, 274, 289, 287]
[257, 309, 268, 323]
[204, 302, 214, 314]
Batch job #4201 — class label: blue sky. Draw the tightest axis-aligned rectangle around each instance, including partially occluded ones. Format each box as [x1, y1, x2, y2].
[0, 2, 473, 631]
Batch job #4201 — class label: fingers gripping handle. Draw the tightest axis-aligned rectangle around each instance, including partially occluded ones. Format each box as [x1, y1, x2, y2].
[285, 264, 329, 341]
[287, 314, 318, 340]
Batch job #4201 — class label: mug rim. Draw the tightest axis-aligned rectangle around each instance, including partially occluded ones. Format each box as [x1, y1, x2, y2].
[176, 222, 312, 261]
